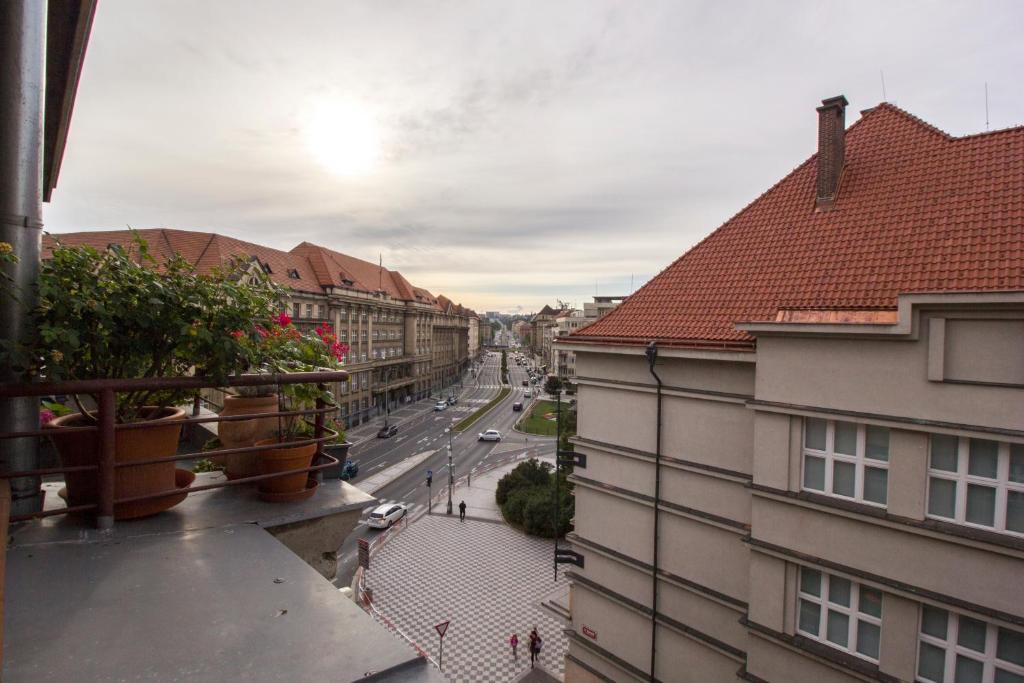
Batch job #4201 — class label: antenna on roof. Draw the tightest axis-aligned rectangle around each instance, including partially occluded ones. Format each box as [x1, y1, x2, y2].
[630, 273, 634, 293]
[985, 82, 990, 131]
[879, 70, 887, 102]
[378, 253, 382, 292]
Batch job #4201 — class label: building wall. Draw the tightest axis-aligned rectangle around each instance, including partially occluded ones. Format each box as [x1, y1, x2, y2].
[565, 300, 1024, 683]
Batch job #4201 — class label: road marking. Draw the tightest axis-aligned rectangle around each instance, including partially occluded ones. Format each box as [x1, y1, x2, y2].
[370, 462, 387, 471]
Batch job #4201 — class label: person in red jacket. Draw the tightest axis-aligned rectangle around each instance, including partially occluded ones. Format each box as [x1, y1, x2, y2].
[509, 633, 519, 661]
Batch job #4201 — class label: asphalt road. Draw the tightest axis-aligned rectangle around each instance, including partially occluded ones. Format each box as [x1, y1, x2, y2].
[334, 350, 553, 586]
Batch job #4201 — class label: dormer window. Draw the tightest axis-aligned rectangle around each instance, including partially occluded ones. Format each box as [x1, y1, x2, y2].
[262, 261, 273, 274]
[288, 268, 300, 279]
[341, 277, 354, 286]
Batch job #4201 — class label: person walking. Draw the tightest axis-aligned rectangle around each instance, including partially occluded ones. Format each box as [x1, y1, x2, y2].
[458, 500, 466, 521]
[529, 627, 542, 668]
[509, 633, 519, 662]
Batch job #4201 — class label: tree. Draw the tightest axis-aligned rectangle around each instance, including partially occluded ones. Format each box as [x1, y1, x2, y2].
[544, 375, 563, 396]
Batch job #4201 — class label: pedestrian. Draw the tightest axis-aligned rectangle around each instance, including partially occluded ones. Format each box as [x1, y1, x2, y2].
[509, 633, 519, 661]
[459, 500, 466, 521]
[529, 627, 541, 668]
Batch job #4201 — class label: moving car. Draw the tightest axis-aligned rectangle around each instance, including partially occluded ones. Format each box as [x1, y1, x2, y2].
[522, 380, 529, 386]
[340, 460, 359, 480]
[447, 396, 458, 405]
[366, 502, 407, 529]
[434, 401, 448, 411]
[512, 401, 523, 412]
[524, 390, 532, 398]
[377, 424, 398, 438]
[478, 429, 502, 442]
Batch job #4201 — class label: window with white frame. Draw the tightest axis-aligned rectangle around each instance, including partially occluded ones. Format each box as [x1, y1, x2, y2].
[802, 418, 890, 506]
[797, 567, 882, 662]
[927, 435, 1024, 536]
[917, 605, 1024, 683]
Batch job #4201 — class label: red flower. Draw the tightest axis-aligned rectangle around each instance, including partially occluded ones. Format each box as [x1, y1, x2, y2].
[255, 325, 269, 338]
[230, 330, 245, 339]
[275, 312, 292, 327]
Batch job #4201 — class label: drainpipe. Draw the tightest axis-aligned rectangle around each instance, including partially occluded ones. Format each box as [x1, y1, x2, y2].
[645, 341, 662, 682]
[0, 0, 46, 516]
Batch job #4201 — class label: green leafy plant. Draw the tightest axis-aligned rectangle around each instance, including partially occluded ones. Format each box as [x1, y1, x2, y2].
[0, 233, 284, 423]
[496, 458, 574, 538]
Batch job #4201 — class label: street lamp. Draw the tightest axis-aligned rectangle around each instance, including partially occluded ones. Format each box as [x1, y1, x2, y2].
[444, 426, 454, 515]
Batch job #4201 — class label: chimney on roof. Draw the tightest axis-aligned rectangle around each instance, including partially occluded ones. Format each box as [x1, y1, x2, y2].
[816, 95, 848, 210]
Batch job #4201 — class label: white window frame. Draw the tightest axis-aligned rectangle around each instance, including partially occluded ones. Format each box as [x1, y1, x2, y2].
[926, 436, 1024, 537]
[802, 419, 890, 507]
[916, 606, 1024, 683]
[796, 566, 883, 663]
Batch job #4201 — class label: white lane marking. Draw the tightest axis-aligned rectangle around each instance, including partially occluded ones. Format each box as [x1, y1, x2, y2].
[370, 462, 387, 471]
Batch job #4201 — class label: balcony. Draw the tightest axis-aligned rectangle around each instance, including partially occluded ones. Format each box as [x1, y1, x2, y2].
[0, 372, 443, 681]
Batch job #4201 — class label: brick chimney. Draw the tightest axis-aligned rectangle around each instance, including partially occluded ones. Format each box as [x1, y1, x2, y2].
[816, 95, 848, 210]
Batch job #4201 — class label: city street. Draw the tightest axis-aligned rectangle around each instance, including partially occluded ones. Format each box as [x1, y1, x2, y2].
[335, 350, 552, 586]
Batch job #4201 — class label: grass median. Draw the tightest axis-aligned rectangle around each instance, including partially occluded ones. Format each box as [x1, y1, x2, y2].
[515, 399, 559, 436]
[452, 386, 511, 432]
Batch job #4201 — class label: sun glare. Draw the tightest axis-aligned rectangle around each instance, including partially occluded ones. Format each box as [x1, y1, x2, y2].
[305, 101, 381, 177]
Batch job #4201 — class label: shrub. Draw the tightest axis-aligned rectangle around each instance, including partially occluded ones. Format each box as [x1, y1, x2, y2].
[496, 458, 573, 538]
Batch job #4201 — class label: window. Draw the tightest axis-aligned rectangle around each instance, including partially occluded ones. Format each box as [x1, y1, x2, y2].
[288, 268, 300, 279]
[305, 303, 313, 318]
[797, 567, 882, 662]
[317, 304, 324, 319]
[802, 419, 890, 506]
[292, 302, 301, 318]
[927, 436, 1024, 536]
[917, 606, 1024, 683]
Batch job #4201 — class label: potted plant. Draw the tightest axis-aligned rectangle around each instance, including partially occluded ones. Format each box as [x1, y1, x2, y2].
[251, 317, 348, 501]
[2, 234, 282, 519]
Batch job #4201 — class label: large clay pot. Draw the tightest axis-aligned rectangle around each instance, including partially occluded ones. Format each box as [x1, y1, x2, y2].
[217, 394, 280, 480]
[45, 407, 186, 520]
[256, 439, 317, 497]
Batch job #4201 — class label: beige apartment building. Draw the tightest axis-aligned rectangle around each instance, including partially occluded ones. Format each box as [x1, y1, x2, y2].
[558, 98, 1023, 682]
[554, 297, 627, 382]
[45, 229, 477, 426]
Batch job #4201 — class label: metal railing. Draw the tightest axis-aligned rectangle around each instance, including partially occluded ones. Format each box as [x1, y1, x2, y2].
[0, 371, 348, 529]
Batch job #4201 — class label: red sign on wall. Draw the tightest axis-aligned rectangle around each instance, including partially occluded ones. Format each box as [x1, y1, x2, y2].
[582, 625, 597, 640]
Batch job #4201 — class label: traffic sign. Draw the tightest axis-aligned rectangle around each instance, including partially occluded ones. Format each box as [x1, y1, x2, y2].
[435, 620, 450, 638]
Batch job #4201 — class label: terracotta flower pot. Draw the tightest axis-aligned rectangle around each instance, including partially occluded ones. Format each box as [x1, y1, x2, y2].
[45, 407, 186, 520]
[217, 394, 281, 480]
[256, 439, 318, 497]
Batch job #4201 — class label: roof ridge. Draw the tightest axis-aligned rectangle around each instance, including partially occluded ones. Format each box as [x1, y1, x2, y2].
[872, 101, 952, 139]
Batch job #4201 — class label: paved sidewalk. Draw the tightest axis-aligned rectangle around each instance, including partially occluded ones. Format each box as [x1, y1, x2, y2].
[364, 515, 569, 682]
[445, 451, 556, 522]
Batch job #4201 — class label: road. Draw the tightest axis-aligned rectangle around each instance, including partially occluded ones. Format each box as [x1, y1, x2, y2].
[334, 350, 554, 586]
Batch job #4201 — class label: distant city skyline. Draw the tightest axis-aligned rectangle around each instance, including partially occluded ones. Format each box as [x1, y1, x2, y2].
[43, 0, 1024, 312]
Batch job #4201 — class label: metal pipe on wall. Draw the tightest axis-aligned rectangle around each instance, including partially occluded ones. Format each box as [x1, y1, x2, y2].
[0, 0, 47, 516]
[645, 341, 663, 683]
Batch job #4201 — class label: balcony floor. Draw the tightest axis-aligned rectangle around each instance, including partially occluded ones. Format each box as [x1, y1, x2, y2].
[4, 475, 445, 682]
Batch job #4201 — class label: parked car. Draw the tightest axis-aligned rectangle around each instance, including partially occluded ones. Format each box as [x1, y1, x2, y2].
[447, 396, 458, 405]
[478, 429, 503, 442]
[340, 460, 359, 480]
[377, 424, 398, 438]
[512, 401, 523, 412]
[434, 401, 448, 411]
[366, 502, 407, 529]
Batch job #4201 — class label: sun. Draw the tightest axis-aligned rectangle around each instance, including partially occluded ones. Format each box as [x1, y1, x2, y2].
[305, 101, 381, 177]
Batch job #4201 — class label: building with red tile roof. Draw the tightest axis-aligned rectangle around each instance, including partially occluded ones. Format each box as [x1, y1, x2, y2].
[558, 97, 1024, 683]
[571, 102, 1023, 350]
[43, 228, 478, 425]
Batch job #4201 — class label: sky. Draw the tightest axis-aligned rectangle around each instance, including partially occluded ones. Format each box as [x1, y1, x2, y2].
[44, 0, 1024, 313]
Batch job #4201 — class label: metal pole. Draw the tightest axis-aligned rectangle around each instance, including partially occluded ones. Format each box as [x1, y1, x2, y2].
[646, 342, 663, 683]
[439, 636, 443, 671]
[554, 387, 560, 581]
[96, 389, 116, 530]
[446, 428, 453, 515]
[0, 0, 46, 516]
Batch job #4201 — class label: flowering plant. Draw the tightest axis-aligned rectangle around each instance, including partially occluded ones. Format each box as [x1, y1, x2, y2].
[231, 312, 349, 441]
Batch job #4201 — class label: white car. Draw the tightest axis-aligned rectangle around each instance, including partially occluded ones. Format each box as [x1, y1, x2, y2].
[367, 503, 408, 529]
[478, 429, 502, 442]
[434, 401, 448, 411]
[524, 390, 532, 398]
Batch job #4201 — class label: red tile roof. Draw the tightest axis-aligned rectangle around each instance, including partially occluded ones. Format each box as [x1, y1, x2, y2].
[573, 103, 1024, 348]
[43, 229, 477, 315]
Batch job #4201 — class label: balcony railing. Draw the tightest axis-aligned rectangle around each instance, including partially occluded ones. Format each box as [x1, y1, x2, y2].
[0, 370, 348, 530]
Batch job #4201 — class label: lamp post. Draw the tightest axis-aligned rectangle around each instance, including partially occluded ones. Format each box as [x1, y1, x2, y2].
[445, 426, 454, 515]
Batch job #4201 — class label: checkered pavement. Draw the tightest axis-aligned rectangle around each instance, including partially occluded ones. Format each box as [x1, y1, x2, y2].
[365, 514, 569, 682]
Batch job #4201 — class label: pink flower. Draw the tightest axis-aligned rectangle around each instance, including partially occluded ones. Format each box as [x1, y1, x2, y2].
[255, 325, 269, 338]
[39, 409, 55, 426]
[275, 312, 292, 327]
[230, 330, 245, 339]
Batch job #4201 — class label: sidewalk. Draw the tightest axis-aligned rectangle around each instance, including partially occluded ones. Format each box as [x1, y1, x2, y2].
[361, 446, 570, 682]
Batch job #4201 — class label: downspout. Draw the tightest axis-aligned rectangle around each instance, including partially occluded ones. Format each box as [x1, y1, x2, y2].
[645, 341, 662, 682]
[0, 0, 47, 516]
